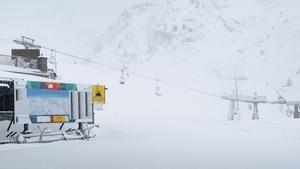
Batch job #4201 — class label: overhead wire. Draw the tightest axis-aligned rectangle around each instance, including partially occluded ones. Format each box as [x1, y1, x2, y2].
[42, 46, 120, 71]
[0, 38, 281, 102]
[41, 46, 223, 99]
[0, 37, 283, 102]
[0, 37, 230, 99]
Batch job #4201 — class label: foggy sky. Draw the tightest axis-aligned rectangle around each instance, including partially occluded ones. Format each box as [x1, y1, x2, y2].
[0, 0, 154, 58]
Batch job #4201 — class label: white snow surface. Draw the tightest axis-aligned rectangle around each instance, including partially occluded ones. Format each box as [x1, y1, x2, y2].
[1, 0, 300, 168]
[0, 63, 300, 169]
[93, 0, 300, 95]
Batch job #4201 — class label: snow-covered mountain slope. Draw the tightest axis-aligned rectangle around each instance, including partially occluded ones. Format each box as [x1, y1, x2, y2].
[1, 1, 300, 168]
[93, 0, 300, 97]
[1, 63, 300, 169]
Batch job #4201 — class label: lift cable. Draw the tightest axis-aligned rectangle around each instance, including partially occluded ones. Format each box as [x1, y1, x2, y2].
[0, 39, 281, 101]
[42, 46, 120, 71]
[0, 39, 276, 101]
[41, 46, 222, 99]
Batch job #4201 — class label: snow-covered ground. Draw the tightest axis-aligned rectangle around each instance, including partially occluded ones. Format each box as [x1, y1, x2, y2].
[0, 63, 299, 169]
[1, 0, 300, 168]
[1, 119, 300, 169]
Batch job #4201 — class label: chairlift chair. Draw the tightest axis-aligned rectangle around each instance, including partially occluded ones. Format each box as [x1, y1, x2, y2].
[119, 69, 126, 85]
[120, 76, 126, 85]
[154, 79, 162, 96]
[155, 86, 162, 96]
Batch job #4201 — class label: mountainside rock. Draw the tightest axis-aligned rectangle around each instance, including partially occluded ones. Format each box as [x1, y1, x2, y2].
[93, 0, 300, 93]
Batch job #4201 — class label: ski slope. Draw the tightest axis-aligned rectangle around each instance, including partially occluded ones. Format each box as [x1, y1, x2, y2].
[0, 63, 299, 169]
[1, 0, 300, 168]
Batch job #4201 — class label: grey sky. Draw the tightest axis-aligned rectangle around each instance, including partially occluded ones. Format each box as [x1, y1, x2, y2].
[0, 0, 154, 57]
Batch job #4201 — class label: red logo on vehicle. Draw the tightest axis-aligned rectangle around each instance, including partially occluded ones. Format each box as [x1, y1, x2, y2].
[45, 82, 60, 90]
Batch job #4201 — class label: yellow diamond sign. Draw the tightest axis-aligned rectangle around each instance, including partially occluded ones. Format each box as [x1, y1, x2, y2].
[92, 85, 105, 104]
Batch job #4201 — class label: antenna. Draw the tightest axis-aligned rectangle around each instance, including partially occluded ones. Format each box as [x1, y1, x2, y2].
[13, 36, 41, 49]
